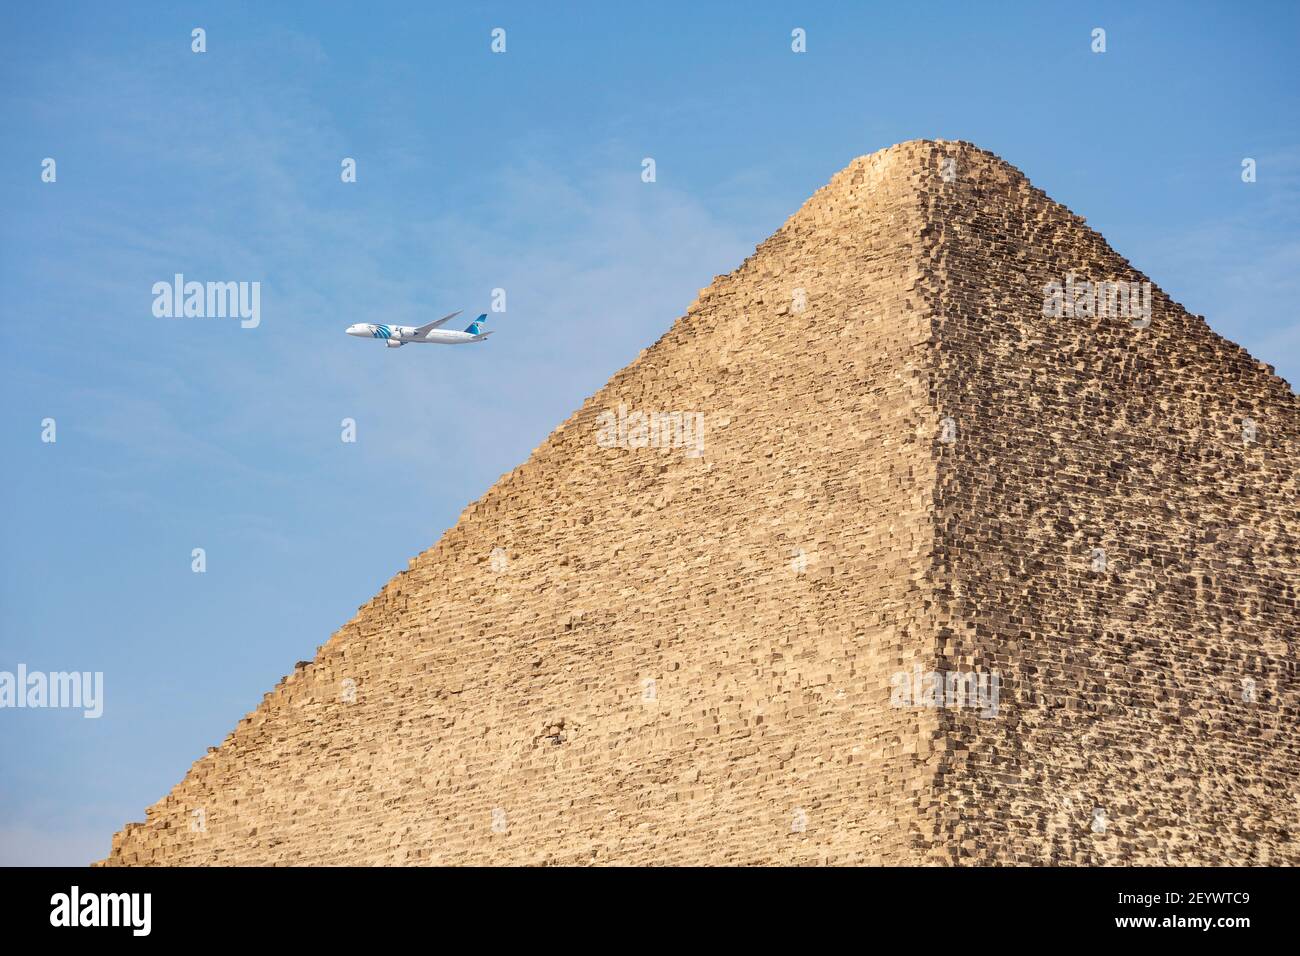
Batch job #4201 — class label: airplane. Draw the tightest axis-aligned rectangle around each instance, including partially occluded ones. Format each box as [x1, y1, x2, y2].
[345, 311, 491, 348]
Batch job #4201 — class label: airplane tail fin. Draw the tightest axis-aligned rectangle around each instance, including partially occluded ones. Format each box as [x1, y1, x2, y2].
[464, 314, 488, 335]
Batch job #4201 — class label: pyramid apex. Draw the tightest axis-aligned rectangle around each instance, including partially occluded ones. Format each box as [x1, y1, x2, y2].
[826, 139, 1029, 187]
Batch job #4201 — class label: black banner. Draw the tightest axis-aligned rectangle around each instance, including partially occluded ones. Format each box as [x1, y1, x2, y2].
[0, 866, 1281, 942]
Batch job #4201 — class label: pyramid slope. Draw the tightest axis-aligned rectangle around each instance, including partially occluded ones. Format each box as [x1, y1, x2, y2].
[101, 141, 1299, 866]
[919, 142, 1299, 863]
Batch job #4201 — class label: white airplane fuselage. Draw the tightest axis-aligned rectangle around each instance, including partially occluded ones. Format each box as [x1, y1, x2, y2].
[345, 323, 481, 347]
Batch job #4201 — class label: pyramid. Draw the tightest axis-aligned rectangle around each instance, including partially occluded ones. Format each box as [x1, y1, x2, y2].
[101, 141, 1299, 866]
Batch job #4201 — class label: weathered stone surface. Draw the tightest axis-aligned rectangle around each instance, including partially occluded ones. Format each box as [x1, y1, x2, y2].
[100, 141, 1298, 866]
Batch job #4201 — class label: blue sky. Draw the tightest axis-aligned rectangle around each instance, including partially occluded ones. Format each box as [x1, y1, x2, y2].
[1, 2, 1296, 865]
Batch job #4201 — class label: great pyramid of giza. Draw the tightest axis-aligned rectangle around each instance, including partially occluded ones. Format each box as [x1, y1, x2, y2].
[101, 141, 1298, 866]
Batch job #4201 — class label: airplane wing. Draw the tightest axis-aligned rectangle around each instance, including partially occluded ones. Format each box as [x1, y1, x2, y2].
[413, 311, 462, 336]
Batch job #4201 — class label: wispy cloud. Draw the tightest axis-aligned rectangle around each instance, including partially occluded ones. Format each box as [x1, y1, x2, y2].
[1142, 145, 1300, 387]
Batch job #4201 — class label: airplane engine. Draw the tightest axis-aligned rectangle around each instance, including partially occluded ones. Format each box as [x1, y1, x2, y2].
[385, 339, 403, 348]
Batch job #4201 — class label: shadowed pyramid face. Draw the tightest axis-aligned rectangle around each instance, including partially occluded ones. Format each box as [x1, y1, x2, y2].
[101, 141, 1299, 867]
